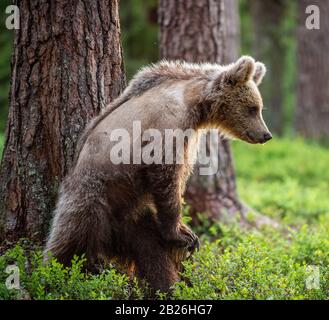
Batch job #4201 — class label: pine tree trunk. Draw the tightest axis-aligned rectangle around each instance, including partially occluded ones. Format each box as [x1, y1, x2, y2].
[159, 0, 245, 223]
[295, 0, 329, 141]
[250, 0, 286, 135]
[0, 0, 125, 242]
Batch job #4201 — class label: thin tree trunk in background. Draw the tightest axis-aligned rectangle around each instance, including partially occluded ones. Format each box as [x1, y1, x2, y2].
[250, 0, 286, 135]
[159, 0, 244, 224]
[223, 0, 240, 63]
[295, 0, 329, 141]
[0, 0, 125, 242]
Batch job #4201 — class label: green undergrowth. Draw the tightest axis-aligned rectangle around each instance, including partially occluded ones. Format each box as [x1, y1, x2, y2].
[232, 137, 329, 225]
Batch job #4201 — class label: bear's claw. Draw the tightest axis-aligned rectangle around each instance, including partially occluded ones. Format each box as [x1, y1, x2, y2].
[163, 223, 200, 253]
[188, 236, 200, 253]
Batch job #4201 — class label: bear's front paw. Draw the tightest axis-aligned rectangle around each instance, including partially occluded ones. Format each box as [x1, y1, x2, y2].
[178, 223, 200, 253]
[162, 224, 200, 253]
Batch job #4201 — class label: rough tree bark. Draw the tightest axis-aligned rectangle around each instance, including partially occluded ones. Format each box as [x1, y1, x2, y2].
[250, 0, 286, 135]
[295, 0, 329, 141]
[159, 0, 245, 224]
[0, 0, 125, 242]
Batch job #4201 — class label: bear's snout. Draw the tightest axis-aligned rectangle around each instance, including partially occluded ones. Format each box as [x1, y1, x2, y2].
[263, 132, 272, 142]
[247, 130, 272, 144]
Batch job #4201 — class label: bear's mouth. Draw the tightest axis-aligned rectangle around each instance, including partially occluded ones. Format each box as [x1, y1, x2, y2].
[245, 132, 258, 144]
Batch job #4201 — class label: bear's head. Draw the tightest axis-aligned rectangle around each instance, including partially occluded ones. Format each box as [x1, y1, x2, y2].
[208, 56, 272, 144]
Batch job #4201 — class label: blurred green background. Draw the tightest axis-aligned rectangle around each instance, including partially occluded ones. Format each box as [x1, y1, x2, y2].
[0, 0, 12, 133]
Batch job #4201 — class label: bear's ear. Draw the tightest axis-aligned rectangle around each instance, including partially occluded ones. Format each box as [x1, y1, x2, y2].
[224, 56, 255, 86]
[253, 62, 266, 86]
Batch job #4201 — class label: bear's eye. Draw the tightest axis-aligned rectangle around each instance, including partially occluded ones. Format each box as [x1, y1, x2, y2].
[248, 106, 258, 115]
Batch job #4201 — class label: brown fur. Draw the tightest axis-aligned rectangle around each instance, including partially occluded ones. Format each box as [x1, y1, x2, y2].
[45, 56, 271, 292]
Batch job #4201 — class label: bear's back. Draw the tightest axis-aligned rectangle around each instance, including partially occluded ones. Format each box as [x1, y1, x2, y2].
[75, 79, 193, 169]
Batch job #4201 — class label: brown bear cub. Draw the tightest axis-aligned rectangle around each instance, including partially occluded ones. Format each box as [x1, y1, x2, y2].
[45, 56, 271, 292]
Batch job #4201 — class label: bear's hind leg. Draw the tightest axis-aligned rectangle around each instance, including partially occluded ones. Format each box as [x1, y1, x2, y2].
[44, 197, 112, 268]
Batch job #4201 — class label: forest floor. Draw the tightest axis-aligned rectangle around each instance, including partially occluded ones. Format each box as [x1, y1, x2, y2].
[0, 135, 328, 299]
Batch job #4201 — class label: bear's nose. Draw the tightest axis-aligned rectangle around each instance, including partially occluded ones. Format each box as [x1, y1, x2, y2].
[263, 132, 272, 142]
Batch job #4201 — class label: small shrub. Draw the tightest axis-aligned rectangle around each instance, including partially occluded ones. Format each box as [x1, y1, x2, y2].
[0, 244, 138, 300]
[171, 222, 329, 300]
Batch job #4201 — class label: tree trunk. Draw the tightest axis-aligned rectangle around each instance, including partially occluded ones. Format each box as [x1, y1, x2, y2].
[250, 0, 286, 135]
[0, 0, 125, 242]
[295, 0, 329, 141]
[159, 0, 245, 224]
